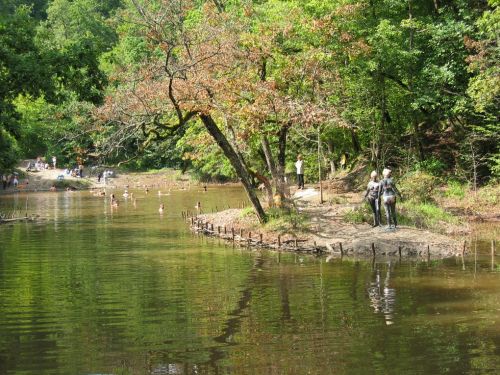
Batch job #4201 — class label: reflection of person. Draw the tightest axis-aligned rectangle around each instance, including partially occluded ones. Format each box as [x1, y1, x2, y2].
[364, 171, 381, 227]
[295, 155, 304, 190]
[378, 168, 402, 229]
[368, 262, 396, 325]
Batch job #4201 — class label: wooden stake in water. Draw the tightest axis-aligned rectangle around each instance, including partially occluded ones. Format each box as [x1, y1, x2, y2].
[25, 195, 29, 218]
[492, 240, 496, 271]
[339, 242, 343, 256]
[371, 243, 375, 257]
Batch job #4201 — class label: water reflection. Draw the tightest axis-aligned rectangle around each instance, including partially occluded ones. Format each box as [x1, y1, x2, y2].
[0, 188, 499, 375]
[368, 262, 396, 325]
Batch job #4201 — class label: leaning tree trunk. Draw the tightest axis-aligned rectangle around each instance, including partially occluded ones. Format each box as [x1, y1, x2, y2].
[251, 170, 274, 207]
[200, 113, 267, 223]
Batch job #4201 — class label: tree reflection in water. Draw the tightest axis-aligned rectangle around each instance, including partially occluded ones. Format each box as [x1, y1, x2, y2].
[368, 262, 396, 325]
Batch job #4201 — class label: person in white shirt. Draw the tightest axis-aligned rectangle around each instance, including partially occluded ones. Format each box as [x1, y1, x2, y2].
[295, 155, 304, 190]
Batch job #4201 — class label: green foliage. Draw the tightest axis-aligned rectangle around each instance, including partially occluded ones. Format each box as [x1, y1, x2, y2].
[343, 206, 371, 224]
[240, 206, 255, 218]
[0, 129, 20, 170]
[414, 158, 447, 176]
[399, 172, 438, 203]
[444, 180, 467, 199]
[399, 201, 459, 229]
[1, 0, 498, 186]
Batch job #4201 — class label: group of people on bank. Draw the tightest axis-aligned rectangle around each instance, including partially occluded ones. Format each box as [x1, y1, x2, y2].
[1, 173, 19, 190]
[295, 155, 401, 230]
[364, 168, 402, 229]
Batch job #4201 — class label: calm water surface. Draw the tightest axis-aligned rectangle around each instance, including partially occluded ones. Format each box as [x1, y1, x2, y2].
[0, 187, 498, 375]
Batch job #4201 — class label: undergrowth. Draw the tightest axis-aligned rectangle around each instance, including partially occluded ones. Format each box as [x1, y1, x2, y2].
[264, 207, 309, 233]
[343, 200, 459, 231]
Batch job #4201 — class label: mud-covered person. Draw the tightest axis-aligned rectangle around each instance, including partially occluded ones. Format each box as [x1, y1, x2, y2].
[364, 171, 381, 227]
[378, 168, 402, 229]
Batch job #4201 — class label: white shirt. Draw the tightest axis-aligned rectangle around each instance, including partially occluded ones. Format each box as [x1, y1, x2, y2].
[295, 160, 304, 174]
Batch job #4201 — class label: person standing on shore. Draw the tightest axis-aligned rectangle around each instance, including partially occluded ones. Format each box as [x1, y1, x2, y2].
[364, 171, 381, 227]
[378, 168, 402, 229]
[52, 156, 57, 169]
[2, 174, 6, 190]
[295, 155, 305, 190]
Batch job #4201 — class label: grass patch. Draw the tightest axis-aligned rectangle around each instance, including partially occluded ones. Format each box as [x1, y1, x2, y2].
[343, 205, 371, 224]
[265, 207, 309, 233]
[399, 201, 459, 229]
[240, 206, 255, 218]
[329, 195, 349, 204]
[443, 180, 467, 199]
[343, 200, 460, 231]
[477, 184, 500, 205]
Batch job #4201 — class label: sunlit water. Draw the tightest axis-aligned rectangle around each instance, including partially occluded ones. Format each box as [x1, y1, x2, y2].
[0, 187, 499, 375]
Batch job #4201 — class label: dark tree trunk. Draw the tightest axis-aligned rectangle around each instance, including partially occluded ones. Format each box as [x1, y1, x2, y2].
[200, 113, 267, 223]
[350, 127, 361, 154]
[276, 125, 289, 198]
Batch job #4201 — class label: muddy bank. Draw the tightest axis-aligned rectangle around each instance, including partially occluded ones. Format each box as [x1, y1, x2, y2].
[191, 201, 464, 259]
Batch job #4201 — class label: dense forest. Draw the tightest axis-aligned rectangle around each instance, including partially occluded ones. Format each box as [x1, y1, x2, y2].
[1, 1, 498, 192]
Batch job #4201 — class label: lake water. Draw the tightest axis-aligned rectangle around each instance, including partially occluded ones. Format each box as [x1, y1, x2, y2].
[0, 187, 498, 374]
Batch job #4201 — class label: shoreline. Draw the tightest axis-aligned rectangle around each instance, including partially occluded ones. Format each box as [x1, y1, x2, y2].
[189, 196, 466, 259]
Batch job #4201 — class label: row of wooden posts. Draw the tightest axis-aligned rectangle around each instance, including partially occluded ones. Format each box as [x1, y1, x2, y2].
[188, 216, 470, 259]
[184, 208, 497, 261]
[189, 217, 320, 252]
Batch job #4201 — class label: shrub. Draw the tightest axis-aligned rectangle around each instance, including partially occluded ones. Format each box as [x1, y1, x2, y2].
[265, 207, 308, 232]
[399, 171, 438, 203]
[240, 206, 255, 218]
[414, 157, 447, 176]
[343, 205, 371, 224]
[477, 184, 500, 205]
[444, 180, 466, 199]
[399, 201, 459, 229]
